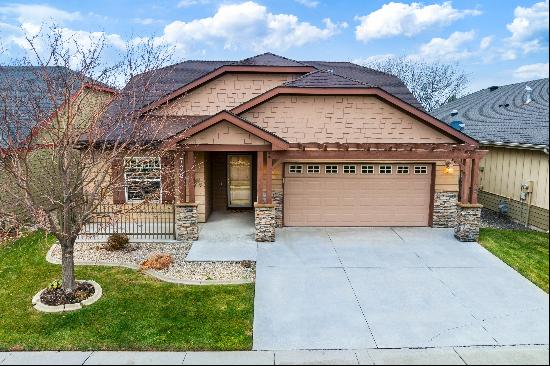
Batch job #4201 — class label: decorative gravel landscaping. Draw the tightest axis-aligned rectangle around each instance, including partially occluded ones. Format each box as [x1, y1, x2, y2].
[480, 208, 533, 231]
[47, 241, 255, 284]
[0, 232, 255, 351]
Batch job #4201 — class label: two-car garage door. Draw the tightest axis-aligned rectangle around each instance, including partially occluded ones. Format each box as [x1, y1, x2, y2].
[284, 163, 432, 227]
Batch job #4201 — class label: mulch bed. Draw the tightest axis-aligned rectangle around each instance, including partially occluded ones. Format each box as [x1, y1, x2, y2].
[40, 282, 95, 306]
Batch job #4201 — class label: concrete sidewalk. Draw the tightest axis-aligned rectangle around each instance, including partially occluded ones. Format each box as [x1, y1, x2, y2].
[1, 346, 548, 365]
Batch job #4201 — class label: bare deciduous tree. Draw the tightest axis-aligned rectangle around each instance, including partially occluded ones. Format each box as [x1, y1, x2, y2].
[363, 56, 469, 112]
[0, 26, 175, 292]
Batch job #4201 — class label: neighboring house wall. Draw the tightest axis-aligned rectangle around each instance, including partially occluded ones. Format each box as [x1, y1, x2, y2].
[479, 146, 549, 230]
[242, 95, 455, 143]
[154, 73, 301, 116]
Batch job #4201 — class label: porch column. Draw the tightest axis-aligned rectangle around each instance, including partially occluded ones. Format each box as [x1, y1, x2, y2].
[175, 150, 198, 241]
[460, 158, 472, 204]
[265, 152, 272, 204]
[185, 150, 195, 203]
[176, 152, 186, 204]
[254, 150, 275, 242]
[470, 158, 480, 204]
[257, 151, 264, 203]
[455, 157, 482, 242]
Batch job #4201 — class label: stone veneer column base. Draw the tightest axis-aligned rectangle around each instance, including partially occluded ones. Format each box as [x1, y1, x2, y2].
[272, 191, 284, 228]
[454, 203, 483, 242]
[433, 192, 458, 228]
[175, 203, 199, 241]
[254, 203, 275, 242]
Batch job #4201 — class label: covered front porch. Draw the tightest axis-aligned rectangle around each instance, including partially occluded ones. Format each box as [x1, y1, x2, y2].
[167, 111, 286, 242]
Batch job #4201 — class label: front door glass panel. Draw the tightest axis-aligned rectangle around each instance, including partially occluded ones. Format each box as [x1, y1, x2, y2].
[227, 155, 252, 207]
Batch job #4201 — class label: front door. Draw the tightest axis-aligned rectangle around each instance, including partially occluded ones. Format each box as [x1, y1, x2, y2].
[227, 154, 253, 207]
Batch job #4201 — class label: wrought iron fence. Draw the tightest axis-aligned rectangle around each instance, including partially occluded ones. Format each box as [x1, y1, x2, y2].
[80, 203, 176, 240]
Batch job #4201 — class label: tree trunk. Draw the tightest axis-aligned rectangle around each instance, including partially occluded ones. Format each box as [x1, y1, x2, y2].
[60, 237, 77, 292]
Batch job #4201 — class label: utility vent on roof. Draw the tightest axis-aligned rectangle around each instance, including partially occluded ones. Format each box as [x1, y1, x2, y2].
[488, 86, 499, 91]
[525, 85, 533, 104]
[498, 103, 510, 108]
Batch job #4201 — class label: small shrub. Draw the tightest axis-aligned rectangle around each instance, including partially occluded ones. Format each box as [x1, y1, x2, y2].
[47, 279, 63, 290]
[104, 233, 129, 251]
[241, 260, 254, 269]
[140, 254, 173, 270]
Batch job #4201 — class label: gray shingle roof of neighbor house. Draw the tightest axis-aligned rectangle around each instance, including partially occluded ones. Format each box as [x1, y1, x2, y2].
[0, 66, 113, 146]
[119, 52, 423, 113]
[432, 78, 549, 148]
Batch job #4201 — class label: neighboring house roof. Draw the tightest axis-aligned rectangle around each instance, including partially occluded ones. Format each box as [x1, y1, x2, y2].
[116, 53, 423, 115]
[0, 66, 114, 147]
[432, 78, 549, 148]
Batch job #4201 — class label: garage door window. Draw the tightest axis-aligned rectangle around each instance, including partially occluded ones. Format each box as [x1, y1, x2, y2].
[361, 165, 374, 174]
[379, 165, 392, 174]
[307, 165, 320, 174]
[414, 165, 428, 174]
[343, 165, 356, 174]
[325, 165, 338, 174]
[289, 165, 303, 174]
[397, 165, 410, 174]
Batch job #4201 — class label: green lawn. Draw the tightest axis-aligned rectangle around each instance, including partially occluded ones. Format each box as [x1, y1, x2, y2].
[479, 228, 549, 293]
[0, 232, 255, 351]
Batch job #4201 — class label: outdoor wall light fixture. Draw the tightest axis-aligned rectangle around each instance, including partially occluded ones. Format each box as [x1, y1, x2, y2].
[444, 161, 454, 174]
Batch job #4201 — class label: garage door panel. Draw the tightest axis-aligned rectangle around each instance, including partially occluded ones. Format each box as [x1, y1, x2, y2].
[284, 163, 432, 227]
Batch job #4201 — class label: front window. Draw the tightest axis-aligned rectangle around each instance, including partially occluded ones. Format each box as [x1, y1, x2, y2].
[124, 157, 162, 202]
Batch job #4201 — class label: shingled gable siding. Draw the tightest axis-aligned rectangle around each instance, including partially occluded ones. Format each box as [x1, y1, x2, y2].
[185, 121, 270, 145]
[152, 73, 302, 116]
[241, 95, 455, 144]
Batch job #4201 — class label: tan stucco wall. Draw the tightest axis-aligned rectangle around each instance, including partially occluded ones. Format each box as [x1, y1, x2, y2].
[242, 95, 455, 144]
[185, 121, 269, 145]
[154, 72, 301, 116]
[480, 146, 549, 210]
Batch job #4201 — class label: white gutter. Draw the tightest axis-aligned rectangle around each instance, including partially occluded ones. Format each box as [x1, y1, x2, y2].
[480, 141, 549, 152]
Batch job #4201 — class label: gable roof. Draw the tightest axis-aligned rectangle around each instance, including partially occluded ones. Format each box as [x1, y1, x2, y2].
[285, 70, 372, 88]
[162, 110, 290, 150]
[236, 52, 306, 67]
[231, 86, 478, 146]
[432, 78, 549, 148]
[112, 53, 422, 116]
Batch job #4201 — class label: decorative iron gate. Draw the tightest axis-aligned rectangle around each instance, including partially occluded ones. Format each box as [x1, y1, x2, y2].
[80, 203, 176, 240]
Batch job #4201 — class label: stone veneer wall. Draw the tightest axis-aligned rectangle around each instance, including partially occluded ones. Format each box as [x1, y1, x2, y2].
[272, 191, 284, 228]
[254, 203, 275, 242]
[432, 192, 458, 228]
[175, 203, 199, 241]
[454, 203, 482, 242]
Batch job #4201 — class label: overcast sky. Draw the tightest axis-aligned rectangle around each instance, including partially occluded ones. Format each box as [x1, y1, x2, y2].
[0, 0, 548, 92]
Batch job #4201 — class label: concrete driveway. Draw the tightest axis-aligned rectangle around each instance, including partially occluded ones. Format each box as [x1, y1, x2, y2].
[253, 227, 549, 350]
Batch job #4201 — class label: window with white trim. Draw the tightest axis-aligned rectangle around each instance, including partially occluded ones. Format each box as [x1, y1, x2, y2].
[361, 165, 374, 174]
[379, 165, 392, 174]
[124, 157, 162, 202]
[397, 165, 410, 174]
[343, 165, 356, 174]
[307, 165, 320, 173]
[288, 165, 303, 174]
[414, 165, 428, 174]
[325, 165, 338, 174]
